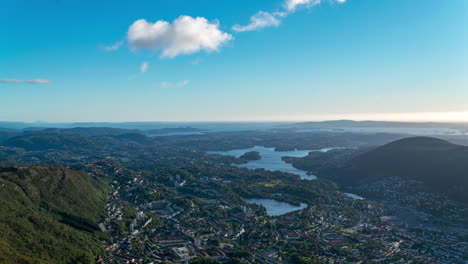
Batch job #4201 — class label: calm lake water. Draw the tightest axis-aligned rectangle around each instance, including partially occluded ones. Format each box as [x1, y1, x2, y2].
[344, 193, 365, 200]
[208, 146, 337, 180]
[208, 146, 365, 201]
[246, 198, 308, 216]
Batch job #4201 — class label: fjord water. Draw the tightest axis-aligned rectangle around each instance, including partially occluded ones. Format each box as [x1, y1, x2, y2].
[344, 193, 365, 200]
[208, 146, 337, 180]
[246, 198, 308, 216]
[209, 146, 365, 206]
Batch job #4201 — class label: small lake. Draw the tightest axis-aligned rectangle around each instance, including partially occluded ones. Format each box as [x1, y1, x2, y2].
[344, 193, 365, 200]
[208, 146, 337, 180]
[246, 198, 308, 216]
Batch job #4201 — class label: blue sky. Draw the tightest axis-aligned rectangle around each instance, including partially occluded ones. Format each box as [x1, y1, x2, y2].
[1, 0, 467, 122]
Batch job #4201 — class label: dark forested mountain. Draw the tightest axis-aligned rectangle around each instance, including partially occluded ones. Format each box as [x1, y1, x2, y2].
[0, 131, 18, 144]
[3, 132, 154, 153]
[322, 137, 468, 203]
[147, 127, 205, 134]
[0, 166, 109, 263]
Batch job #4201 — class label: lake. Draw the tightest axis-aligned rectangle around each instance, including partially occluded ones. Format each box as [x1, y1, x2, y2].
[246, 198, 308, 216]
[208, 146, 366, 200]
[344, 193, 365, 200]
[208, 146, 337, 180]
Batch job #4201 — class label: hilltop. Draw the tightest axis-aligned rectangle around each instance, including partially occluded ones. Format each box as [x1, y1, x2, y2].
[322, 137, 468, 203]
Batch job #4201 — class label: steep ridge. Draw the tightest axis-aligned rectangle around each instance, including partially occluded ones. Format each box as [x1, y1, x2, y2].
[0, 166, 109, 263]
[323, 137, 468, 203]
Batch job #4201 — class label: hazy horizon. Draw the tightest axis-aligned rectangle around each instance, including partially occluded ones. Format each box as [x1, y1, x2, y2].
[3, 112, 468, 124]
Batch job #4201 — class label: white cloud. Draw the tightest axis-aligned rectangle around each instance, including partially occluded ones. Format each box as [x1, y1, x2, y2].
[179, 80, 190, 86]
[233, 0, 348, 34]
[273, 11, 288, 18]
[160, 80, 191, 88]
[232, 11, 281, 32]
[140, 62, 149, 73]
[284, 0, 321, 12]
[127, 16, 232, 58]
[0, 79, 52, 84]
[102, 41, 123, 51]
[160, 81, 171, 88]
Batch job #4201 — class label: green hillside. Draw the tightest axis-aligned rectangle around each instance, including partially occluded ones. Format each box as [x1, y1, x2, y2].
[0, 166, 109, 264]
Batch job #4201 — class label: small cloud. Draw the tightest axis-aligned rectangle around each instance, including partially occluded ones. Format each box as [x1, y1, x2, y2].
[232, 11, 281, 32]
[284, 0, 321, 12]
[127, 15, 232, 58]
[0, 79, 52, 84]
[233, 0, 348, 35]
[160, 81, 172, 88]
[128, 62, 149, 80]
[101, 41, 124, 51]
[178, 80, 190, 87]
[140, 62, 149, 73]
[160, 80, 191, 88]
[273, 11, 288, 18]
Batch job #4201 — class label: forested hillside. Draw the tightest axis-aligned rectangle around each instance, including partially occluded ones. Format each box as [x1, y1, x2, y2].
[0, 166, 109, 264]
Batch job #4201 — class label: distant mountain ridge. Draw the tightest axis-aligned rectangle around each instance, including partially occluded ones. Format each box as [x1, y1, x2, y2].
[291, 120, 468, 129]
[0, 121, 285, 131]
[23, 127, 143, 136]
[147, 127, 205, 134]
[2, 129, 155, 152]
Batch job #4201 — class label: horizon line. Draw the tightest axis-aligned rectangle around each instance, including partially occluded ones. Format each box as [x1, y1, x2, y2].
[1, 119, 468, 125]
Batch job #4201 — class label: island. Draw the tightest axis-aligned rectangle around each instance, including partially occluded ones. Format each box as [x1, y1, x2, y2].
[239, 151, 261, 161]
